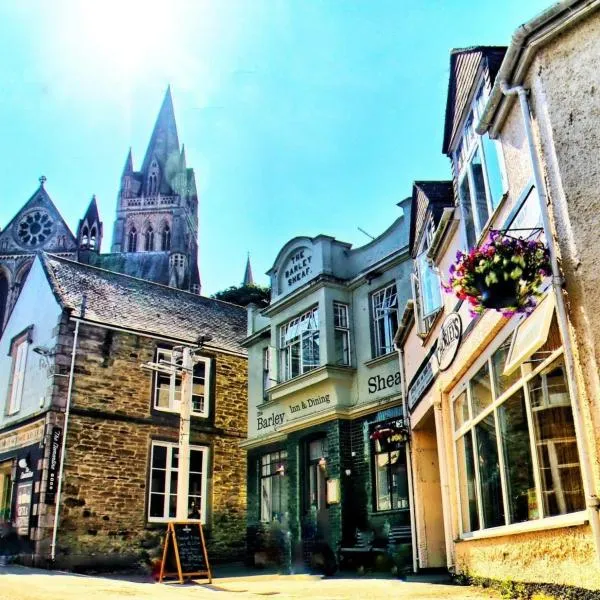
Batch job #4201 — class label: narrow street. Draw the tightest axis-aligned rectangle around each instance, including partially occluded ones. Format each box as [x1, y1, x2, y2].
[0, 566, 499, 600]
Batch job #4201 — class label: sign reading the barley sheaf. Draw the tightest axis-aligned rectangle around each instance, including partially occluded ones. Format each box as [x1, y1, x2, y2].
[159, 522, 212, 584]
[280, 247, 313, 294]
[435, 313, 462, 372]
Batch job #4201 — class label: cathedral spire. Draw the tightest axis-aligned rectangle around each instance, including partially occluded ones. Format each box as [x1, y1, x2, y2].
[243, 253, 254, 286]
[141, 86, 180, 177]
[122, 148, 134, 176]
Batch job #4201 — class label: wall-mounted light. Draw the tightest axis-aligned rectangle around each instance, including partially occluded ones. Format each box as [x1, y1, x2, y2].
[276, 464, 285, 476]
[318, 457, 327, 470]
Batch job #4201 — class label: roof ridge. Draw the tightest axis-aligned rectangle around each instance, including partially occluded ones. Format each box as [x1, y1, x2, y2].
[44, 252, 245, 312]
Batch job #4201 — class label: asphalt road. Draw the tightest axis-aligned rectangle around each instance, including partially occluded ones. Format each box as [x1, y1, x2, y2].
[0, 566, 500, 600]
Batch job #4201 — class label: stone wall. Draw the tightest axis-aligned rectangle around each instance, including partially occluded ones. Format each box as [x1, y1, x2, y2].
[55, 322, 247, 568]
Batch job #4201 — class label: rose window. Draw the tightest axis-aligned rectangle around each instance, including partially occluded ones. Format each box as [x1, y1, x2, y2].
[17, 211, 54, 247]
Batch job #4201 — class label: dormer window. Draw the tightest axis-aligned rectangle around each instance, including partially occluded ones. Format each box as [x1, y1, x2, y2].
[455, 84, 507, 249]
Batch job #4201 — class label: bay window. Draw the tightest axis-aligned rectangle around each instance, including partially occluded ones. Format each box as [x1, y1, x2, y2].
[279, 307, 319, 381]
[148, 441, 208, 523]
[455, 85, 507, 249]
[153, 348, 210, 417]
[372, 283, 398, 357]
[333, 302, 350, 366]
[452, 324, 585, 535]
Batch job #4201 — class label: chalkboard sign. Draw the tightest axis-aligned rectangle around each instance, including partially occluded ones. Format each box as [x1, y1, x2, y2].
[159, 522, 212, 584]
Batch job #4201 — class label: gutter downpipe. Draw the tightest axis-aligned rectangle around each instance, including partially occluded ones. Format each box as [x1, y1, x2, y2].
[50, 317, 80, 563]
[501, 81, 600, 561]
[396, 344, 418, 573]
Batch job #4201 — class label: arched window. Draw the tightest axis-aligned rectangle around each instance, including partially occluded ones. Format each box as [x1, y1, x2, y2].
[128, 227, 138, 253]
[0, 271, 8, 332]
[161, 224, 171, 251]
[144, 225, 155, 251]
[81, 226, 89, 249]
[148, 160, 159, 195]
[89, 227, 97, 250]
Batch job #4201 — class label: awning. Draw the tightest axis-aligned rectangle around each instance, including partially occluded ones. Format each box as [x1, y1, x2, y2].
[503, 292, 556, 376]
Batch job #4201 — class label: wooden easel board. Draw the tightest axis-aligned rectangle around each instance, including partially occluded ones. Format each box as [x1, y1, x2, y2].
[158, 521, 212, 584]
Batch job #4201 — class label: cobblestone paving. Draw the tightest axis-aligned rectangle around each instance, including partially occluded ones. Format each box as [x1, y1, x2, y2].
[0, 566, 499, 600]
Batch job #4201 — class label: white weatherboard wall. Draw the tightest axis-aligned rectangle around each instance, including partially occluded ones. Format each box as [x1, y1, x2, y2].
[0, 257, 62, 427]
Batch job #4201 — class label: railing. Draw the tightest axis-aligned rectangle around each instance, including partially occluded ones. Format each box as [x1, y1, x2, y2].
[126, 195, 180, 208]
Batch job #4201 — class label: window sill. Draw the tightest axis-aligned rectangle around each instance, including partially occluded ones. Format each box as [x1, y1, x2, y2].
[458, 510, 588, 542]
[154, 407, 210, 419]
[266, 364, 355, 401]
[364, 352, 398, 369]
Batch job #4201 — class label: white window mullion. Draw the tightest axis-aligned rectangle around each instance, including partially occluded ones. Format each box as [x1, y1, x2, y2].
[522, 372, 544, 520]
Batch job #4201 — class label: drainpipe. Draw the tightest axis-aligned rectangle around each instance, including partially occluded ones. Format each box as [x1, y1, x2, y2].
[501, 81, 600, 560]
[50, 317, 80, 562]
[397, 345, 418, 573]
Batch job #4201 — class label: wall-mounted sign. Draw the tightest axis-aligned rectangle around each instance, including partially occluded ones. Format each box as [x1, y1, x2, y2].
[326, 478, 341, 505]
[407, 358, 435, 412]
[280, 247, 313, 294]
[435, 313, 462, 372]
[368, 371, 401, 394]
[46, 426, 63, 504]
[15, 481, 32, 536]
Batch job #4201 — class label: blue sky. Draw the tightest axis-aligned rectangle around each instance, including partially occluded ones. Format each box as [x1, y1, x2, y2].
[0, 0, 552, 295]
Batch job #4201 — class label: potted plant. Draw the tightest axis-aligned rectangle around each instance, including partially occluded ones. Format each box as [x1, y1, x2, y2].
[370, 424, 408, 453]
[446, 231, 551, 317]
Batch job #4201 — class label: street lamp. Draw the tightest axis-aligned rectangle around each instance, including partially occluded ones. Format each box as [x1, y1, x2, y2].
[142, 335, 212, 521]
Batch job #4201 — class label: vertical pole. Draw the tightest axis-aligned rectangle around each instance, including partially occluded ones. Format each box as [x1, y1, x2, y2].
[176, 347, 193, 521]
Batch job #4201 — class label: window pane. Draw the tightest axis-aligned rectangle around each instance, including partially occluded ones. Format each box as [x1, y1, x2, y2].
[499, 389, 537, 523]
[419, 254, 442, 317]
[481, 134, 504, 209]
[529, 359, 585, 516]
[459, 176, 476, 249]
[151, 469, 166, 493]
[470, 362, 493, 417]
[475, 412, 505, 528]
[390, 450, 409, 510]
[453, 391, 469, 430]
[456, 433, 479, 533]
[335, 330, 350, 365]
[152, 445, 167, 469]
[150, 493, 165, 518]
[471, 149, 490, 232]
[290, 342, 300, 378]
[492, 336, 520, 398]
[375, 453, 392, 511]
[190, 450, 203, 473]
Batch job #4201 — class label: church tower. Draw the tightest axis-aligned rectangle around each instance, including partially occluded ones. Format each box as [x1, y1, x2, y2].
[110, 87, 201, 293]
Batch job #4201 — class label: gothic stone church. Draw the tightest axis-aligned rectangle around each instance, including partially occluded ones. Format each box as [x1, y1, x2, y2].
[0, 87, 201, 331]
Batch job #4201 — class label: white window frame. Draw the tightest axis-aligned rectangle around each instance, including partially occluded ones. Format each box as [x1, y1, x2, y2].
[279, 307, 319, 382]
[153, 348, 211, 418]
[262, 346, 271, 401]
[455, 83, 508, 249]
[451, 327, 584, 538]
[333, 302, 350, 366]
[372, 283, 398, 357]
[147, 440, 209, 524]
[7, 330, 31, 416]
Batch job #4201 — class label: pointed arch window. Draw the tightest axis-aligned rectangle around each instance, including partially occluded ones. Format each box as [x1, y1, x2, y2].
[145, 225, 155, 251]
[128, 227, 138, 253]
[161, 224, 171, 251]
[80, 226, 89, 249]
[148, 161, 160, 196]
[89, 227, 97, 250]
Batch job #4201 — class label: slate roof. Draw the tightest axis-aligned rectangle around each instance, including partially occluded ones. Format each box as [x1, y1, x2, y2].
[409, 181, 454, 257]
[41, 253, 247, 355]
[442, 46, 507, 155]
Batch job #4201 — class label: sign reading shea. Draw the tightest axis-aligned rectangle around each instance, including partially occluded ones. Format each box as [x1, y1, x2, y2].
[255, 393, 333, 434]
[282, 248, 313, 291]
[368, 371, 401, 394]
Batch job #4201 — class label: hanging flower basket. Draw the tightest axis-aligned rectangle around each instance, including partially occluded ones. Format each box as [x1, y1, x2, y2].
[370, 424, 409, 452]
[445, 231, 551, 317]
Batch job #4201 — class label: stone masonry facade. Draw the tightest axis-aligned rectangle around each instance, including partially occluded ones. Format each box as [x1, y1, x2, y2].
[53, 321, 247, 568]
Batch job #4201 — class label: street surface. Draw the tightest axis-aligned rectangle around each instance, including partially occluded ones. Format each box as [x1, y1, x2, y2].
[0, 565, 500, 600]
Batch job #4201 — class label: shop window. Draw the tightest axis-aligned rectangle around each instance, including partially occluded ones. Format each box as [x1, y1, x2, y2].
[0, 460, 12, 522]
[279, 307, 319, 382]
[372, 436, 409, 512]
[455, 85, 507, 250]
[148, 441, 208, 523]
[333, 302, 350, 366]
[306, 438, 328, 515]
[6, 328, 31, 415]
[372, 283, 398, 357]
[260, 450, 288, 523]
[452, 324, 584, 534]
[153, 348, 210, 417]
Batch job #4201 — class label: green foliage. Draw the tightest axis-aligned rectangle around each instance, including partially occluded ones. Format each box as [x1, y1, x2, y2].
[212, 284, 270, 308]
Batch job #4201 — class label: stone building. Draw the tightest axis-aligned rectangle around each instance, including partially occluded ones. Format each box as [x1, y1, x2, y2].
[0, 87, 201, 335]
[241, 202, 414, 572]
[0, 253, 247, 568]
[399, 1, 600, 595]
